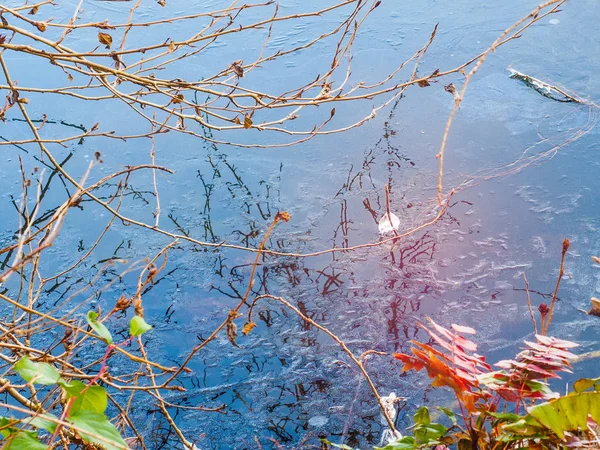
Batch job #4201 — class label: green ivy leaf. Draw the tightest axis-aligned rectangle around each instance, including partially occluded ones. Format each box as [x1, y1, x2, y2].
[524, 380, 552, 395]
[501, 418, 543, 437]
[14, 356, 61, 385]
[129, 316, 152, 337]
[526, 392, 600, 440]
[28, 413, 59, 433]
[3, 431, 46, 450]
[413, 406, 430, 425]
[63, 380, 108, 415]
[414, 422, 448, 444]
[318, 439, 352, 449]
[68, 411, 129, 450]
[488, 411, 522, 423]
[86, 311, 113, 344]
[574, 377, 600, 393]
[0, 417, 15, 437]
[437, 406, 457, 424]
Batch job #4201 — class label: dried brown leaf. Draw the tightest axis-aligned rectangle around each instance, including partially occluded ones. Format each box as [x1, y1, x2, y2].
[98, 32, 113, 49]
[417, 79, 431, 88]
[35, 21, 47, 32]
[168, 41, 175, 53]
[233, 116, 241, 125]
[231, 61, 244, 78]
[227, 312, 241, 348]
[593, 256, 600, 265]
[275, 211, 291, 223]
[444, 83, 457, 95]
[243, 114, 253, 129]
[29, 6, 39, 15]
[98, 20, 114, 30]
[589, 297, 600, 317]
[9, 89, 19, 105]
[1, 15, 8, 27]
[110, 53, 124, 70]
[115, 294, 131, 311]
[242, 321, 257, 336]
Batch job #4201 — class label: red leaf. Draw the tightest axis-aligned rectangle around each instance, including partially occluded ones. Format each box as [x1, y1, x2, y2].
[452, 324, 476, 334]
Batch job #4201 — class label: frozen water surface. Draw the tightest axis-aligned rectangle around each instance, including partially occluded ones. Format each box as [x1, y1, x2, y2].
[0, 0, 598, 449]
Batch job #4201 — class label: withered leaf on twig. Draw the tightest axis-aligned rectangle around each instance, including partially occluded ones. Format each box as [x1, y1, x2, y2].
[0, 15, 8, 27]
[35, 21, 47, 32]
[417, 79, 431, 88]
[589, 297, 600, 318]
[444, 83, 457, 95]
[444, 82, 460, 102]
[243, 114, 253, 129]
[242, 321, 257, 336]
[233, 116, 241, 125]
[275, 211, 291, 223]
[98, 32, 113, 49]
[226, 311, 242, 347]
[9, 88, 19, 105]
[97, 20, 114, 30]
[111, 53, 124, 70]
[29, 6, 39, 15]
[231, 61, 244, 78]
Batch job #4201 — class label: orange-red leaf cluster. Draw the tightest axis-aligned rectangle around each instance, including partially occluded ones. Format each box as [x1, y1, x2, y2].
[394, 319, 578, 411]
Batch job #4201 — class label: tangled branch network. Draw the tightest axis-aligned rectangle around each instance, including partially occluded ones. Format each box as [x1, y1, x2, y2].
[0, 0, 571, 448]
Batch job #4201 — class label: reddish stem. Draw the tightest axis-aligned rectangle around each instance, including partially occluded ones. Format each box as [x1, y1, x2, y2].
[48, 337, 133, 445]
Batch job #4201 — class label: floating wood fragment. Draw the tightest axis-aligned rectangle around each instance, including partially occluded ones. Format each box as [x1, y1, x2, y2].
[508, 68, 586, 104]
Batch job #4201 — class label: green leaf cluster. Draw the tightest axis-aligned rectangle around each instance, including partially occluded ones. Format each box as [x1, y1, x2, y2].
[5, 313, 152, 449]
[375, 406, 450, 450]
